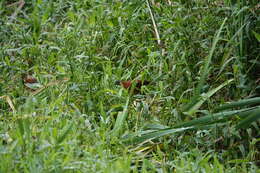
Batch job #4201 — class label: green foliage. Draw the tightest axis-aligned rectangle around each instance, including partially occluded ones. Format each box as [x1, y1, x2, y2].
[0, 0, 259, 172]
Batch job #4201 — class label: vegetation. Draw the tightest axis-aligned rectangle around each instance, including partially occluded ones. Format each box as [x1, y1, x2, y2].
[0, 0, 259, 172]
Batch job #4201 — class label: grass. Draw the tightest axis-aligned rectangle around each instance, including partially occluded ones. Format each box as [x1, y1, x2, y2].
[0, 0, 259, 172]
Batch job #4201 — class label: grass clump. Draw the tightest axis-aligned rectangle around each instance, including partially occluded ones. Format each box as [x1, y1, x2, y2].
[0, 0, 259, 172]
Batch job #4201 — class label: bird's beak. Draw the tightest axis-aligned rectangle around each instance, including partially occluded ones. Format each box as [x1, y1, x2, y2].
[115, 80, 121, 85]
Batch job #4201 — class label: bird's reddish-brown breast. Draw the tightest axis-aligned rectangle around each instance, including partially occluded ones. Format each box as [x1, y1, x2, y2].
[121, 81, 132, 89]
[23, 75, 37, 84]
[116, 80, 150, 94]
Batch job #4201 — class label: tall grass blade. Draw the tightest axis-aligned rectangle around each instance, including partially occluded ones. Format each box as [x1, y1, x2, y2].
[124, 127, 193, 144]
[124, 107, 260, 144]
[215, 97, 260, 111]
[236, 107, 260, 129]
[252, 31, 260, 41]
[56, 122, 73, 145]
[182, 18, 227, 112]
[17, 118, 24, 138]
[111, 97, 130, 137]
[185, 79, 234, 115]
[175, 107, 257, 128]
[196, 18, 227, 96]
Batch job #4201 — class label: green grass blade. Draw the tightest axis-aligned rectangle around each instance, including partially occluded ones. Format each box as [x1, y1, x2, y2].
[111, 97, 130, 137]
[56, 122, 73, 145]
[124, 127, 193, 144]
[17, 118, 24, 137]
[143, 123, 169, 130]
[124, 106, 259, 144]
[252, 31, 260, 42]
[236, 107, 260, 129]
[182, 18, 227, 112]
[215, 97, 260, 111]
[185, 79, 234, 115]
[174, 107, 257, 128]
[196, 17, 227, 95]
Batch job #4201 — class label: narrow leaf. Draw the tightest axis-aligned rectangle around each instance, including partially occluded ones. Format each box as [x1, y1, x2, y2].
[236, 107, 260, 129]
[252, 31, 260, 42]
[182, 18, 227, 112]
[175, 107, 256, 128]
[125, 127, 193, 144]
[56, 122, 73, 145]
[186, 79, 233, 115]
[216, 97, 260, 111]
[111, 98, 129, 136]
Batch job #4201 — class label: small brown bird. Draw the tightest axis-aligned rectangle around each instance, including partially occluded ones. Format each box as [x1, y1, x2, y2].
[115, 80, 150, 94]
[22, 74, 38, 84]
[22, 74, 42, 91]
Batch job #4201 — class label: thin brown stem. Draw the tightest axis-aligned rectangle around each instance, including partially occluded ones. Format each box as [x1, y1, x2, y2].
[146, 0, 161, 46]
[9, 0, 25, 21]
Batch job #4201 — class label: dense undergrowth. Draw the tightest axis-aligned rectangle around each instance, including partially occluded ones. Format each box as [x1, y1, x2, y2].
[0, 0, 259, 172]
